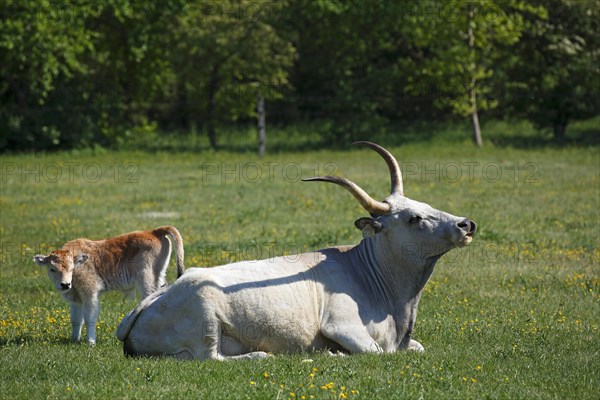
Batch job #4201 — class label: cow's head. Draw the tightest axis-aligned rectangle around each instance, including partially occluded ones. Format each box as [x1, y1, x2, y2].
[303, 141, 476, 267]
[33, 250, 88, 291]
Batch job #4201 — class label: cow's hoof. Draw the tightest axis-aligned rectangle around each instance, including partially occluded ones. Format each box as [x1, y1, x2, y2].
[407, 339, 424, 352]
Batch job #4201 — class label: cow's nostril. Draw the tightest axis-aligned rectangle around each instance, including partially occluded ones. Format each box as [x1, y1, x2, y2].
[458, 219, 477, 237]
[61, 283, 71, 290]
[457, 219, 470, 229]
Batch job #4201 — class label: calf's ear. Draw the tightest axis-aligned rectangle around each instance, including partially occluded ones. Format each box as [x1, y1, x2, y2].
[33, 255, 48, 266]
[74, 253, 89, 265]
[354, 217, 383, 238]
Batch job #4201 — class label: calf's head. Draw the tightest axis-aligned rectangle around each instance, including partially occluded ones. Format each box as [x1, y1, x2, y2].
[33, 250, 89, 291]
[304, 141, 476, 266]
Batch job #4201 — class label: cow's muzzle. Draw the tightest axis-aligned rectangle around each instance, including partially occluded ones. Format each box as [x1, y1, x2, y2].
[60, 282, 71, 290]
[457, 219, 477, 245]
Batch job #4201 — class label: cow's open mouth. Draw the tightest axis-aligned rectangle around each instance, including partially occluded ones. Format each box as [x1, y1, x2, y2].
[459, 236, 473, 246]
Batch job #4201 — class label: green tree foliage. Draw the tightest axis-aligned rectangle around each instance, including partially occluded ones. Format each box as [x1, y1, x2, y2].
[414, 1, 537, 146]
[0, 0, 294, 150]
[77, 1, 184, 146]
[0, 0, 185, 149]
[0, 0, 597, 151]
[0, 0, 95, 149]
[506, 0, 600, 142]
[171, 0, 295, 148]
[279, 1, 432, 142]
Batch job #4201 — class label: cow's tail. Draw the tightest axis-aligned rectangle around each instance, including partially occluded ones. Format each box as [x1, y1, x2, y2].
[153, 226, 185, 278]
[116, 286, 167, 342]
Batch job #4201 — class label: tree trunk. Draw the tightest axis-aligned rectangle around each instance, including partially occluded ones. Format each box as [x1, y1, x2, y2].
[467, 4, 483, 147]
[470, 87, 483, 147]
[176, 80, 189, 130]
[207, 120, 217, 149]
[206, 77, 218, 149]
[553, 122, 566, 143]
[257, 91, 266, 157]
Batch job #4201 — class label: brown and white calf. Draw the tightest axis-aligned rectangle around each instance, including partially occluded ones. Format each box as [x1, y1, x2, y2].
[34, 226, 185, 344]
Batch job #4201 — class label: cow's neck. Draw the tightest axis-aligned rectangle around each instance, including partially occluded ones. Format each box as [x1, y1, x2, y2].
[352, 236, 438, 308]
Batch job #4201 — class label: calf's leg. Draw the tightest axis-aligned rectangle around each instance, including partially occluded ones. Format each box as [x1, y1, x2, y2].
[83, 295, 100, 344]
[70, 303, 84, 342]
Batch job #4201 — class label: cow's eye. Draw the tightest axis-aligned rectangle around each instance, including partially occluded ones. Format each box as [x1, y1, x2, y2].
[409, 216, 422, 225]
[50, 268, 56, 272]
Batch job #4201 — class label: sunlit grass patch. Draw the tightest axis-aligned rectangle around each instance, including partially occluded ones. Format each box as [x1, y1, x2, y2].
[0, 305, 70, 345]
[246, 365, 360, 399]
[0, 142, 598, 399]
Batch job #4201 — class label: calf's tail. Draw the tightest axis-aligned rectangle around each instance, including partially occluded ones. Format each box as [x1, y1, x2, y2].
[153, 226, 185, 278]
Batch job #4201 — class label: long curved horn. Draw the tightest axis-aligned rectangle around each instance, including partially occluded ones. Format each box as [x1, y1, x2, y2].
[302, 176, 391, 215]
[353, 141, 403, 196]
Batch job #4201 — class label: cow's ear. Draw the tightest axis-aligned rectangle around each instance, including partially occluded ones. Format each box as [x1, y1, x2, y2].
[33, 255, 48, 266]
[355, 217, 383, 238]
[74, 253, 88, 266]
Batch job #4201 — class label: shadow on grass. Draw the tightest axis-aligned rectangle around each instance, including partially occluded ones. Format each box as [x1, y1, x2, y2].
[123, 120, 444, 154]
[114, 117, 600, 154]
[488, 128, 600, 148]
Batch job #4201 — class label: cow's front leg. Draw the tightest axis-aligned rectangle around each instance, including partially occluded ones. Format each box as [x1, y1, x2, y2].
[70, 303, 84, 342]
[400, 331, 425, 352]
[321, 323, 382, 354]
[83, 295, 100, 345]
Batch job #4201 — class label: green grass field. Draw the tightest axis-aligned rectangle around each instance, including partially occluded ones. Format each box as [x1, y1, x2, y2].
[1, 133, 598, 399]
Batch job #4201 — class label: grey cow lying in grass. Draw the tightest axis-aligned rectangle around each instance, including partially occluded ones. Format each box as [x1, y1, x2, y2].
[117, 142, 476, 359]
